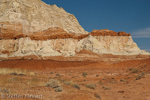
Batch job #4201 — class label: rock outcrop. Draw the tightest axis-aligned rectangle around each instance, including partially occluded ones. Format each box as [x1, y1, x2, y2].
[0, 0, 88, 34]
[0, 0, 150, 62]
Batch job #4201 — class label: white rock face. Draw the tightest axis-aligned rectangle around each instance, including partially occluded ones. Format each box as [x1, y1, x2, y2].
[0, 36, 149, 59]
[0, 0, 88, 34]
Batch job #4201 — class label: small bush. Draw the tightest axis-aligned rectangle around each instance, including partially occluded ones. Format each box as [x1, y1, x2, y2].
[86, 84, 96, 89]
[56, 73, 60, 77]
[45, 79, 60, 88]
[110, 81, 115, 83]
[136, 72, 145, 80]
[129, 68, 133, 71]
[82, 72, 87, 77]
[132, 69, 139, 73]
[96, 75, 99, 77]
[50, 72, 53, 74]
[10, 73, 18, 75]
[102, 86, 111, 90]
[120, 79, 126, 82]
[64, 81, 72, 85]
[55, 87, 62, 92]
[73, 83, 80, 90]
[0, 88, 9, 93]
[94, 93, 101, 99]
[102, 78, 106, 80]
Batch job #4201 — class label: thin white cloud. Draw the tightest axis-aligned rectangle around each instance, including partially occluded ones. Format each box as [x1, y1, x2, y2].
[131, 27, 150, 38]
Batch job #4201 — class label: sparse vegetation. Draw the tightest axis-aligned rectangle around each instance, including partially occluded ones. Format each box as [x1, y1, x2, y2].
[56, 73, 60, 77]
[82, 72, 88, 77]
[64, 81, 72, 85]
[131, 69, 139, 73]
[0, 88, 9, 93]
[102, 86, 111, 90]
[45, 79, 61, 88]
[64, 81, 80, 89]
[120, 79, 126, 82]
[86, 84, 96, 89]
[50, 72, 53, 74]
[111, 77, 115, 79]
[136, 72, 145, 80]
[96, 74, 99, 77]
[73, 83, 80, 90]
[55, 87, 63, 92]
[110, 81, 116, 83]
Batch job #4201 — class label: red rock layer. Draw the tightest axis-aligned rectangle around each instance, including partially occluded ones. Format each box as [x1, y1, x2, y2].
[90, 29, 131, 36]
[0, 22, 131, 40]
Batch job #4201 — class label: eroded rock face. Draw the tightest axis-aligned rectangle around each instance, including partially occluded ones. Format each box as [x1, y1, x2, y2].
[0, 0, 88, 34]
[0, 0, 150, 62]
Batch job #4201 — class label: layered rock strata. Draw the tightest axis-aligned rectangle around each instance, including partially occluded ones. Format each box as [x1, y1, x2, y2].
[0, 0, 150, 62]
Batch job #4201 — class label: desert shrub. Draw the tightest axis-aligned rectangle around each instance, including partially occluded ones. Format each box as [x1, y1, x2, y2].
[50, 72, 53, 74]
[136, 72, 145, 80]
[55, 87, 62, 92]
[132, 69, 139, 73]
[86, 84, 96, 89]
[120, 79, 126, 82]
[56, 73, 60, 77]
[73, 83, 80, 90]
[128, 68, 133, 71]
[94, 93, 101, 99]
[110, 81, 115, 83]
[102, 78, 106, 80]
[68, 73, 71, 75]
[0, 88, 9, 93]
[96, 74, 99, 77]
[102, 86, 111, 90]
[82, 72, 88, 77]
[64, 81, 72, 85]
[10, 72, 18, 75]
[45, 79, 60, 88]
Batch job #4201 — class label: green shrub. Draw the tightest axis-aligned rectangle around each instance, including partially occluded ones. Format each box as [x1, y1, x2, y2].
[86, 84, 96, 89]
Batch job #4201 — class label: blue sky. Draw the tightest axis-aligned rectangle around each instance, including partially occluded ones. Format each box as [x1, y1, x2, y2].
[42, 0, 150, 52]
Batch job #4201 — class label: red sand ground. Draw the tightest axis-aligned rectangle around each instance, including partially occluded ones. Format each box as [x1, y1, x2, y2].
[0, 58, 150, 100]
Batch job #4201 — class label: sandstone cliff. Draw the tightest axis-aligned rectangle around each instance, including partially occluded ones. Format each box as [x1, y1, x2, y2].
[0, 0, 150, 62]
[0, 0, 88, 34]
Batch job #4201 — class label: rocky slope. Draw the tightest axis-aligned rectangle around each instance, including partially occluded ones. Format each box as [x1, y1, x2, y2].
[0, 0, 150, 62]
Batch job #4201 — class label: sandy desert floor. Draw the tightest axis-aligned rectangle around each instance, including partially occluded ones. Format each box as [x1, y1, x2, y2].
[0, 58, 150, 100]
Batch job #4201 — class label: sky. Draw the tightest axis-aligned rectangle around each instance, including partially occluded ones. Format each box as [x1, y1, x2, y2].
[42, 0, 150, 52]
